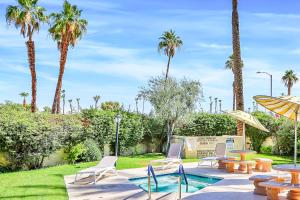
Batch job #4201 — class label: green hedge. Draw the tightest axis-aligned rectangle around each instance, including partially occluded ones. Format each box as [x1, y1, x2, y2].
[245, 111, 278, 152]
[0, 103, 82, 170]
[81, 109, 145, 154]
[0, 103, 148, 170]
[175, 113, 237, 136]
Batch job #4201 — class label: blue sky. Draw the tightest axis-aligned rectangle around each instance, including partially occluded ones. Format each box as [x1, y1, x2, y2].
[0, 0, 300, 112]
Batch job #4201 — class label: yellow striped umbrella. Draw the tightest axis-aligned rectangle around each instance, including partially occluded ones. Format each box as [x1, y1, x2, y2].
[225, 110, 269, 150]
[254, 95, 300, 165]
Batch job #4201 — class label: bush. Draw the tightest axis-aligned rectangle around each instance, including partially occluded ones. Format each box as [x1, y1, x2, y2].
[245, 111, 279, 152]
[0, 103, 83, 170]
[66, 143, 86, 164]
[260, 146, 273, 154]
[273, 119, 299, 155]
[80, 139, 101, 162]
[81, 109, 144, 155]
[175, 113, 237, 136]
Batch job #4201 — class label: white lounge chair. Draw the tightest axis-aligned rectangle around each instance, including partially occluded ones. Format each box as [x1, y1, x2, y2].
[150, 143, 182, 170]
[75, 156, 118, 184]
[198, 143, 226, 167]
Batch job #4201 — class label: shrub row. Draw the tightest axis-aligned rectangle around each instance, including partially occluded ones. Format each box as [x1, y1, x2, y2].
[0, 103, 152, 171]
[175, 113, 237, 136]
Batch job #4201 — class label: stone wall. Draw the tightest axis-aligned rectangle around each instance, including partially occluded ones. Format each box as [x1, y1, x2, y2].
[172, 135, 244, 158]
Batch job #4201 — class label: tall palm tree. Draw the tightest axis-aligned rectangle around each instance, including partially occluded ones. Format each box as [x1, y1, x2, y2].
[76, 98, 80, 112]
[232, 0, 244, 136]
[282, 70, 298, 95]
[6, 0, 47, 113]
[158, 30, 183, 80]
[93, 95, 100, 109]
[68, 99, 73, 114]
[49, 1, 88, 114]
[61, 89, 66, 114]
[225, 54, 243, 110]
[135, 97, 139, 113]
[19, 92, 29, 110]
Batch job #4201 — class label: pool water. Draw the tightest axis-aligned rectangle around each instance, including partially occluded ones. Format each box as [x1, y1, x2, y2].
[129, 173, 222, 193]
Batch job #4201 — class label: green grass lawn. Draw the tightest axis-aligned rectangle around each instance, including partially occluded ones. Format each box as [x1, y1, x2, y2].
[0, 153, 293, 200]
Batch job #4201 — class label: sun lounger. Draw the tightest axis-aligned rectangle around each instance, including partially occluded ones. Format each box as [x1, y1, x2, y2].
[74, 156, 118, 184]
[198, 143, 226, 167]
[150, 143, 182, 170]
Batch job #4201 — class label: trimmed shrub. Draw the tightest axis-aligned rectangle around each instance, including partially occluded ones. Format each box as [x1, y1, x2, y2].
[66, 143, 86, 164]
[175, 113, 237, 136]
[273, 119, 300, 155]
[260, 146, 272, 154]
[245, 111, 279, 153]
[0, 103, 83, 170]
[81, 139, 101, 162]
[81, 109, 144, 154]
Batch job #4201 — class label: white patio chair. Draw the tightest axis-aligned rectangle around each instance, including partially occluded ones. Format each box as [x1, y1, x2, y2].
[198, 143, 226, 167]
[150, 143, 182, 170]
[74, 156, 118, 184]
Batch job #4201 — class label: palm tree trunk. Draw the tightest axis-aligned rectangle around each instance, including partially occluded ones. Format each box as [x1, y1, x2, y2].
[288, 82, 291, 95]
[52, 40, 69, 114]
[23, 97, 26, 110]
[165, 55, 171, 80]
[63, 99, 65, 114]
[232, 0, 244, 136]
[233, 81, 236, 110]
[26, 40, 37, 113]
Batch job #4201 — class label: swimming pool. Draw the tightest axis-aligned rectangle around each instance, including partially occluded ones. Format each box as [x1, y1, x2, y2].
[129, 173, 222, 193]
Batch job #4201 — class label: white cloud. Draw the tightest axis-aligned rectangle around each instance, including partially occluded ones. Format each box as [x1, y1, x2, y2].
[196, 42, 231, 50]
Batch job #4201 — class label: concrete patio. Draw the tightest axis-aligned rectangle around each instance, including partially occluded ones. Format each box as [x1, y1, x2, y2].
[64, 162, 288, 200]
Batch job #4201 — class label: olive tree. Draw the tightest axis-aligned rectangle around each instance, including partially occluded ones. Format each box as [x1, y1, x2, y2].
[139, 76, 202, 151]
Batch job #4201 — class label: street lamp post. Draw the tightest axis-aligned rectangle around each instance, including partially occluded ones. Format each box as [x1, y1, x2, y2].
[114, 113, 122, 156]
[257, 71, 273, 97]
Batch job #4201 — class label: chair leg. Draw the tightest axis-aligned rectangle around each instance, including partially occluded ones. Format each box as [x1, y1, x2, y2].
[74, 173, 78, 183]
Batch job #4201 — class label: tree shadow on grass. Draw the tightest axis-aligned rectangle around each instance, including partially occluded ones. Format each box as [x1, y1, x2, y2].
[0, 193, 65, 199]
[13, 184, 66, 190]
[51, 173, 65, 178]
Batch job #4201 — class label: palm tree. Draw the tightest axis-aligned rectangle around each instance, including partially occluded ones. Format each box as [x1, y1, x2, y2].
[76, 98, 80, 112]
[214, 97, 218, 113]
[232, 0, 245, 136]
[135, 97, 139, 113]
[282, 70, 298, 95]
[68, 99, 73, 114]
[61, 89, 66, 114]
[49, 1, 88, 114]
[93, 95, 100, 109]
[19, 92, 29, 110]
[225, 54, 243, 110]
[6, 0, 47, 113]
[158, 30, 183, 80]
[209, 96, 213, 113]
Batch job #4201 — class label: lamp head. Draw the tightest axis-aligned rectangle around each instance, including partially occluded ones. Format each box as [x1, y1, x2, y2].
[115, 113, 122, 123]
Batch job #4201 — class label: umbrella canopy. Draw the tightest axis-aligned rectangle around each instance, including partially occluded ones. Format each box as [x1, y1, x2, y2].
[254, 95, 300, 166]
[254, 95, 300, 120]
[225, 110, 269, 150]
[226, 110, 269, 132]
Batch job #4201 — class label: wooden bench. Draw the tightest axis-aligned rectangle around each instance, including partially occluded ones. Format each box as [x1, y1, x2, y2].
[216, 156, 237, 169]
[259, 181, 300, 200]
[255, 158, 273, 172]
[249, 175, 278, 195]
[223, 160, 255, 174]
